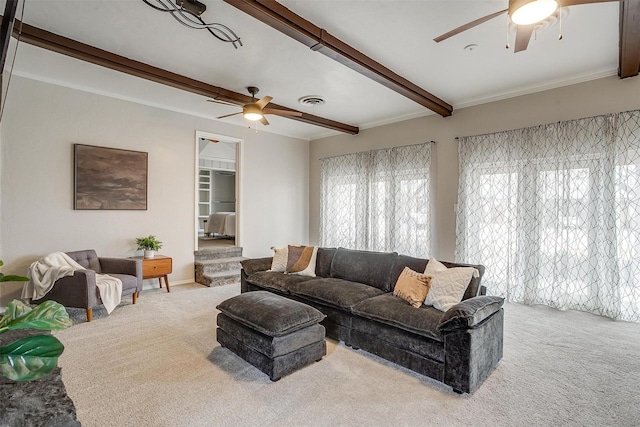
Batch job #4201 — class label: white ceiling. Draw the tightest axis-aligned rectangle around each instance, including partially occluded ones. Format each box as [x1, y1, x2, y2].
[5, 0, 621, 140]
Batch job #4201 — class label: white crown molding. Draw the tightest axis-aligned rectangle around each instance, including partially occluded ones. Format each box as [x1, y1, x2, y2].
[454, 68, 618, 110]
[10, 70, 311, 142]
[12, 66, 618, 144]
[309, 68, 618, 141]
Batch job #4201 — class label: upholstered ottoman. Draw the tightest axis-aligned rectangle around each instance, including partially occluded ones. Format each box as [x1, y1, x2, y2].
[216, 291, 326, 381]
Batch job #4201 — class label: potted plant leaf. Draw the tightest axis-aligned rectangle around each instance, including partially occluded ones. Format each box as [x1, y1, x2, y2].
[136, 235, 163, 258]
[0, 261, 72, 381]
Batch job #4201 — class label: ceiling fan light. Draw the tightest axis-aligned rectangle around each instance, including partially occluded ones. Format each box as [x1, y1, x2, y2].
[510, 0, 557, 25]
[244, 112, 263, 121]
[243, 104, 263, 121]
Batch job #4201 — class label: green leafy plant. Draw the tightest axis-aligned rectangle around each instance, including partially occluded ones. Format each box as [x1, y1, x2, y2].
[136, 235, 163, 251]
[0, 260, 29, 283]
[0, 262, 72, 381]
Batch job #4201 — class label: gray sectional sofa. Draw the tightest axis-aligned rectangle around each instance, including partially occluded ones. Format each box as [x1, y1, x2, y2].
[240, 247, 504, 394]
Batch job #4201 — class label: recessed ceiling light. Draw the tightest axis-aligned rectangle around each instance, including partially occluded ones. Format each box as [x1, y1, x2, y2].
[464, 44, 479, 52]
[299, 96, 326, 107]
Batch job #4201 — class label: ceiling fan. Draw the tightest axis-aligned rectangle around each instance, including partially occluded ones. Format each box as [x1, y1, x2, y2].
[208, 87, 302, 126]
[434, 0, 622, 53]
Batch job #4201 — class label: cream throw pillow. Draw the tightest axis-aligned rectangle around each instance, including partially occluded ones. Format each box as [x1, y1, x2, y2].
[270, 246, 288, 272]
[393, 267, 432, 308]
[423, 258, 479, 312]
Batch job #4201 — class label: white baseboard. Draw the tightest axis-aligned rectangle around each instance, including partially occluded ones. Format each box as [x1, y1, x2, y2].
[141, 278, 194, 291]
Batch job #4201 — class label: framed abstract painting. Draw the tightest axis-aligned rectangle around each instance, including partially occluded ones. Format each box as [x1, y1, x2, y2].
[74, 144, 148, 210]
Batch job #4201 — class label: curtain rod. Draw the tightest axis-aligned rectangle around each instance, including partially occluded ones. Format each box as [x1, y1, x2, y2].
[454, 109, 640, 141]
[319, 141, 436, 161]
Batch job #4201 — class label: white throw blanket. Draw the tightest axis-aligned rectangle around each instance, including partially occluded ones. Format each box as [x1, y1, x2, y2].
[23, 252, 122, 314]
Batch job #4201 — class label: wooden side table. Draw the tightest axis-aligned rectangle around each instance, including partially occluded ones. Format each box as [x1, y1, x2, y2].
[132, 255, 172, 292]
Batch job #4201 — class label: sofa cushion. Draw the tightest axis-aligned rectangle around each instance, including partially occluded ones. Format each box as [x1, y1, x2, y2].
[440, 261, 485, 301]
[289, 278, 385, 311]
[352, 293, 444, 340]
[67, 249, 102, 273]
[247, 271, 316, 294]
[315, 248, 336, 278]
[270, 247, 288, 272]
[390, 255, 485, 300]
[392, 267, 432, 308]
[216, 291, 325, 337]
[286, 245, 318, 277]
[424, 259, 479, 312]
[389, 254, 428, 291]
[330, 248, 398, 292]
[350, 316, 445, 362]
[108, 273, 138, 292]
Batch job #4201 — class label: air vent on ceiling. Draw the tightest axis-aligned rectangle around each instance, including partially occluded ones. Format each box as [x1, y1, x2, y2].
[298, 96, 326, 107]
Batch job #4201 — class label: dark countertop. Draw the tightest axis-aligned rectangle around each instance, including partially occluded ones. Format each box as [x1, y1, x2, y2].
[0, 329, 81, 427]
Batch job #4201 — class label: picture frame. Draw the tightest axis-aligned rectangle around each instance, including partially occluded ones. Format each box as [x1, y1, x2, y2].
[74, 144, 148, 210]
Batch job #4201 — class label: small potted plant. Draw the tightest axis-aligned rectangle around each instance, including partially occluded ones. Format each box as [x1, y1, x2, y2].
[136, 235, 163, 258]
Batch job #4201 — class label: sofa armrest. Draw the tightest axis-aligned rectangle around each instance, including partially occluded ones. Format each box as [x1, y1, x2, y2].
[241, 257, 273, 275]
[437, 296, 504, 333]
[100, 258, 143, 291]
[100, 257, 140, 276]
[34, 270, 99, 309]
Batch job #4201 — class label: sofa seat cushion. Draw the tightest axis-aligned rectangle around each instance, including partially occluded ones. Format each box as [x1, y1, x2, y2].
[351, 316, 445, 362]
[352, 294, 444, 340]
[247, 271, 316, 294]
[288, 278, 385, 311]
[108, 273, 138, 292]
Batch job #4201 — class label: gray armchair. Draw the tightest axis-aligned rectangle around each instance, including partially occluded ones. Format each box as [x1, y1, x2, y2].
[32, 249, 143, 322]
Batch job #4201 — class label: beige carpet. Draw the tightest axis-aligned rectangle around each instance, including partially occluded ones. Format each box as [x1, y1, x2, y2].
[198, 237, 236, 249]
[55, 283, 640, 427]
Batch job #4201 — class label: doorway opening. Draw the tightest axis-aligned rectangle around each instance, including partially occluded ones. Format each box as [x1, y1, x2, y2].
[194, 131, 241, 252]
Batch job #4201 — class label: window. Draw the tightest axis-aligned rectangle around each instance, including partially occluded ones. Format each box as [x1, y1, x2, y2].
[320, 143, 431, 257]
[456, 111, 640, 321]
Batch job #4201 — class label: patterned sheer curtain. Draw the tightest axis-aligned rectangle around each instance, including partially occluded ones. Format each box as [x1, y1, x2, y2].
[456, 110, 640, 321]
[320, 143, 431, 257]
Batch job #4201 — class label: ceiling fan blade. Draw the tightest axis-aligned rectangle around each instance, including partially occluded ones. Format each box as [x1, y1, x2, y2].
[254, 96, 273, 109]
[260, 116, 270, 126]
[514, 24, 535, 53]
[262, 108, 303, 117]
[434, 9, 508, 43]
[217, 111, 242, 119]
[560, 0, 621, 6]
[207, 99, 237, 106]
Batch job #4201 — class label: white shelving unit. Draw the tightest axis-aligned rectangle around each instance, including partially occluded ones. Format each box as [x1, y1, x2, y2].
[198, 169, 212, 233]
[198, 168, 236, 234]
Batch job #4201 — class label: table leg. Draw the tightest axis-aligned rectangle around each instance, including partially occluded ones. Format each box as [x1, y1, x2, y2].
[164, 275, 171, 293]
[158, 277, 163, 288]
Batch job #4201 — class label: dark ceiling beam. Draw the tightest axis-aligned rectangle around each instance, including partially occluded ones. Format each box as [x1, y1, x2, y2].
[223, 0, 453, 117]
[0, 1, 18, 102]
[619, 0, 640, 78]
[8, 18, 358, 135]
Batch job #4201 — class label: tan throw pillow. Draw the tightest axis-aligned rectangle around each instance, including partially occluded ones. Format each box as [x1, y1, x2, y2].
[393, 267, 432, 308]
[270, 246, 288, 272]
[285, 245, 318, 277]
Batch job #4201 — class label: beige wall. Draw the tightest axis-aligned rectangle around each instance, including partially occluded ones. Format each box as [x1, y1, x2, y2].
[0, 76, 308, 305]
[309, 75, 640, 260]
